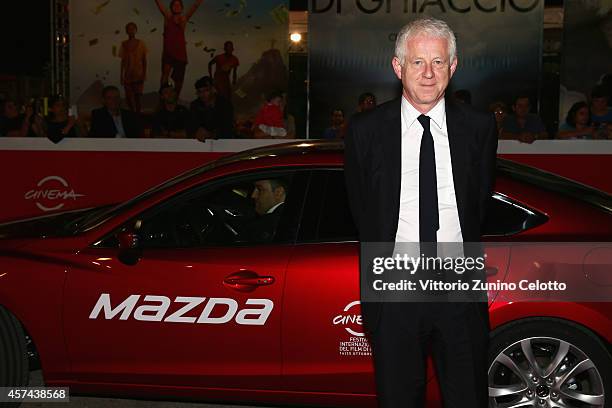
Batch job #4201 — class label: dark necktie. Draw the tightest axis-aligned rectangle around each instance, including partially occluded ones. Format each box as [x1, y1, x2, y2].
[417, 114, 439, 252]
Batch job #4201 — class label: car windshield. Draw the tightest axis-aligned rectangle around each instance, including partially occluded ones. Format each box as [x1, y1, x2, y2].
[0, 205, 115, 239]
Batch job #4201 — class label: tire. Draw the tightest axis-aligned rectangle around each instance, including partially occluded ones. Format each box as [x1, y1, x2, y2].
[488, 318, 612, 408]
[0, 305, 29, 407]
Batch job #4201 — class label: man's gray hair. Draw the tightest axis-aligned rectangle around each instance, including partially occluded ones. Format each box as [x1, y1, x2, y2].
[394, 17, 457, 65]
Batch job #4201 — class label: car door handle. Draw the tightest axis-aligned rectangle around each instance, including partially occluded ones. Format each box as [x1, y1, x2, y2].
[224, 276, 275, 286]
[223, 270, 275, 292]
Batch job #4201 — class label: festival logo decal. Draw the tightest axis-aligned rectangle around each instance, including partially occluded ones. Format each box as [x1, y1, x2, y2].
[332, 300, 371, 357]
[25, 176, 85, 212]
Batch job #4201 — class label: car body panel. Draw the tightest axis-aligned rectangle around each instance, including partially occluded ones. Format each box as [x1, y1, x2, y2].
[0, 141, 610, 407]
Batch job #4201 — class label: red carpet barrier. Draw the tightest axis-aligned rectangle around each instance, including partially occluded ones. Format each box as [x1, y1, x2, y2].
[0, 139, 610, 223]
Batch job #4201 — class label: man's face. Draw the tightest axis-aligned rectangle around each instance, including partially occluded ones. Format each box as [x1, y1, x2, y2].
[492, 106, 506, 125]
[4, 101, 18, 118]
[224, 42, 234, 54]
[103, 90, 121, 111]
[392, 35, 457, 113]
[51, 100, 67, 116]
[161, 87, 177, 105]
[252, 180, 283, 215]
[576, 107, 590, 126]
[513, 98, 530, 119]
[196, 84, 214, 101]
[126, 24, 137, 37]
[591, 96, 608, 112]
[171, 0, 183, 14]
[331, 110, 344, 126]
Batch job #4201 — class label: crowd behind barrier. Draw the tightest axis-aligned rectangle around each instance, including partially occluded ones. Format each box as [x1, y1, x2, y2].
[2, 79, 611, 142]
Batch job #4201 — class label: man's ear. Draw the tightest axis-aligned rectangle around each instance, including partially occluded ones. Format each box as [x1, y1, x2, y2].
[391, 57, 403, 81]
[449, 57, 458, 79]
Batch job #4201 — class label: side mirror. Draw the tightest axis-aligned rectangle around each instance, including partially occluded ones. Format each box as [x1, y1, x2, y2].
[118, 231, 140, 249]
[117, 231, 141, 265]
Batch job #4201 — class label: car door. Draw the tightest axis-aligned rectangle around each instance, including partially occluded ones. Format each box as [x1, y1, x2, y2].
[63, 169, 308, 390]
[282, 169, 375, 395]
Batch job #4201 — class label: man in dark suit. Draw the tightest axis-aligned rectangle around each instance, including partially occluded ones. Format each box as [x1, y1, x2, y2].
[242, 178, 287, 243]
[89, 86, 143, 138]
[344, 17, 497, 408]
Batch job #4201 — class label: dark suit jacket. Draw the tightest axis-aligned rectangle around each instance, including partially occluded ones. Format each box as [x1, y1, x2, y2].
[344, 98, 497, 330]
[89, 108, 143, 138]
[242, 203, 285, 243]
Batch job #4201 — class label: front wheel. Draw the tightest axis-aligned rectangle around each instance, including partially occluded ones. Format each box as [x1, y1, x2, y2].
[488, 318, 611, 408]
[0, 305, 29, 407]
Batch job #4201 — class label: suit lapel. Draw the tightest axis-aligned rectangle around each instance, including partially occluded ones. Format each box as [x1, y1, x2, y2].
[445, 101, 469, 235]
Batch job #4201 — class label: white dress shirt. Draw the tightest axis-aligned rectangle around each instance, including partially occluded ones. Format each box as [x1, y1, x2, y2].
[395, 97, 463, 245]
[110, 110, 127, 138]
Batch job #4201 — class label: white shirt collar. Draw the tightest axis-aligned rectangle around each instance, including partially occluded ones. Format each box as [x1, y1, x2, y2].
[266, 201, 284, 214]
[401, 97, 446, 130]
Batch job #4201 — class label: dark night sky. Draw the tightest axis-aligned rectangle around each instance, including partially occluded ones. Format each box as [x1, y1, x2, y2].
[1, 2, 51, 76]
[1, 1, 307, 77]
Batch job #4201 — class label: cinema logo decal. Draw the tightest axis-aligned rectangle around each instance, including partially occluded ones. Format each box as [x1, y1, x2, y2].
[332, 301, 371, 357]
[25, 176, 85, 212]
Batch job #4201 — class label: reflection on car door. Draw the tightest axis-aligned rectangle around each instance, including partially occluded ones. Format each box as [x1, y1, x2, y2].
[63, 170, 308, 390]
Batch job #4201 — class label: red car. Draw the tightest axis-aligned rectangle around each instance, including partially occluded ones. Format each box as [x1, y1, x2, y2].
[1, 141, 611, 408]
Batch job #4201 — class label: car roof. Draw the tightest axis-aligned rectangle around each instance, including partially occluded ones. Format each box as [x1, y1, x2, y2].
[79, 140, 611, 232]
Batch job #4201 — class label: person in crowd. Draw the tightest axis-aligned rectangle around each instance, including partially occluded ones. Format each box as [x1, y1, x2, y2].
[603, 122, 612, 139]
[252, 91, 286, 138]
[152, 83, 192, 138]
[356, 92, 377, 113]
[322, 109, 346, 139]
[590, 85, 612, 127]
[488, 101, 508, 138]
[89, 86, 143, 138]
[119, 22, 148, 113]
[453, 89, 472, 105]
[44, 96, 81, 143]
[208, 41, 240, 102]
[0, 99, 39, 137]
[189, 76, 234, 140]
[558, 101, 596, 139]
[281, 93, 296, 139]
[500, 95, 548, 143]
[155, 0, 204, 99]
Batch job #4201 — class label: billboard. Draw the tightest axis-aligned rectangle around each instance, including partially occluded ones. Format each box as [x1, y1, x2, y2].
[70, 0, 289, 124]
[309, 0, 544, 137]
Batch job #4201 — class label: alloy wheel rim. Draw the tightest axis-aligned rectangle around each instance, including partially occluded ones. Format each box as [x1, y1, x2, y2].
[488, 336, 605, 408]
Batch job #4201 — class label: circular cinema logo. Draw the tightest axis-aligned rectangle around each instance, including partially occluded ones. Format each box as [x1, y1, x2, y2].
[332, 300, 364, 337]
[24, 176, 85, 212]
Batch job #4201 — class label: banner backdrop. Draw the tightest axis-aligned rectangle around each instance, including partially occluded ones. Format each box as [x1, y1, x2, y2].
[308, 0, 544, 137]
[70, 0, 289, 122]
[559, 0, 612, 122]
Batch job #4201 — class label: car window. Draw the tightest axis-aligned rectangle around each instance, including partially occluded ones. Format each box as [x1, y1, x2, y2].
[299, 169, 358, 243]
[97, 170, 308, 249]
[299, 170, 546, 242]
[482, 193, 548, 237]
